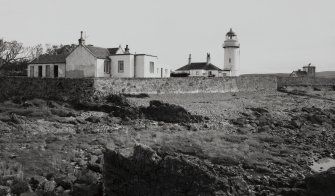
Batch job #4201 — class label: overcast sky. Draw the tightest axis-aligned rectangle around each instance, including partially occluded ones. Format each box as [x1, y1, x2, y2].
[1, 0, 334, 74]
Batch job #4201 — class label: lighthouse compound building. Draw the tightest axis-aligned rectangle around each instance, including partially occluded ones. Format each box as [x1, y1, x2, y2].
[175, 28, 240, 77]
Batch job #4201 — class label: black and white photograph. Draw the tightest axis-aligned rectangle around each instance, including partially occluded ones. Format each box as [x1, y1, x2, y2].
[0, 0, 335, 195]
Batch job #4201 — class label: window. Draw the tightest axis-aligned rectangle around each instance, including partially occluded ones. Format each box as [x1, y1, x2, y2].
[165, 69, 168, 75]
[150, 62, 154, 73]
[30, 66, 34, 77]
[104, 60, 111, 74]
[46, 65, 50, 77]
[118, 61, 124, 73]
[196, 71, 199, 75]
[229, 58, 231, 63]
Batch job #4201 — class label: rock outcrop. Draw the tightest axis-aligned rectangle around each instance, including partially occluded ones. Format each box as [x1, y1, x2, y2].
[141, 100, 203, 123]
[305, 167, 335, 196]
[103, 144, 251, 196]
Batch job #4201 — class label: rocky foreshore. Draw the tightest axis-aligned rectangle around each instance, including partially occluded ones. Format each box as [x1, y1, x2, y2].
[0, 90, 334, 196]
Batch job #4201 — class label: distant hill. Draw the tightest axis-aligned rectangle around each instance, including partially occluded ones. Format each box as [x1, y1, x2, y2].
[316, 71, 335, 78]
[242, 71, 335, 79]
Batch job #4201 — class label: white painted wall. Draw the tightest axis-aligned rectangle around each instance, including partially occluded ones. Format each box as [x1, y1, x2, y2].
[28, 64, 65, 78]
[110, 55, 134, 78]
[66, 45, 97, 78]
[223, 39, 240, 77]
[96, 59, 110, 78]
[224, 48, 240, 76]
[189, 69, 206, 77]
[135, 55, 165, 78]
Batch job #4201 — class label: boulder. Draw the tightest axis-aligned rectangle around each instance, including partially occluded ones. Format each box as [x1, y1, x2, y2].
[85, 116, 102, 123]
[141, 100, 203, 123]
[305, 167, 335, 196]
[72, 183, 102, 196]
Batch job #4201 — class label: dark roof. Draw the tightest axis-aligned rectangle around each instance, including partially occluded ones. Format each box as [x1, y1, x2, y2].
[290, 70, 307, 77]
[107, 48, 119, 55]
[176, 63, 222, 71]
[86, 46, 110, 59]
[30, 54, 67, 64]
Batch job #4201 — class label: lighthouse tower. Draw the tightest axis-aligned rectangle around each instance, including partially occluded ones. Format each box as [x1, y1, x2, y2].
[223, 28, 240, 76]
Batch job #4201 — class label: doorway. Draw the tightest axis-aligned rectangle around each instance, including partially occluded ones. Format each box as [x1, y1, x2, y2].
[38, 66, 42, 78]
[46, 65, 50, 78]
[54, 65, 59, 78]
[30, 66, 34, 77]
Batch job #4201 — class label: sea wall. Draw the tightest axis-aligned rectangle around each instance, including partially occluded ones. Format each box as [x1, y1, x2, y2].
[0, 75, 277, 101]
[277, 77, 335, 88]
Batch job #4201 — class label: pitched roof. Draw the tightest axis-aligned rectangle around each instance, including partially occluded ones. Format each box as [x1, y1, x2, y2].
[30, 54, 67, 64]
[107, 48, 119, 55]
[86, 45, 110, 59]
[176, 62, 223, 71]
[290, 70, 307, 77]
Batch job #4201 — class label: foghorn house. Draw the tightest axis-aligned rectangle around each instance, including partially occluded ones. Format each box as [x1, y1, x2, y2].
[175, 53, 223, 77]
[28, 32, 170, 78]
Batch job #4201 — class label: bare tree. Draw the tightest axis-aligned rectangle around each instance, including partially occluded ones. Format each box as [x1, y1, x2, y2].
[27, 44, 43, 61]
[45, 44, 76, 55]
[0, 39, 28, 67]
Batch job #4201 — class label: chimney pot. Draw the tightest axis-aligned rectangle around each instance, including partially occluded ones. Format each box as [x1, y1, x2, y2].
[188, 54, 192, 65]
[78, 31, 85, 45]
[125, 45, 130, 54]
[206, 53, 211, 65]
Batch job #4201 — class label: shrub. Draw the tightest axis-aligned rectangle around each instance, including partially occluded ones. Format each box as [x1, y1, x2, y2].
[10, 180, 30, 195]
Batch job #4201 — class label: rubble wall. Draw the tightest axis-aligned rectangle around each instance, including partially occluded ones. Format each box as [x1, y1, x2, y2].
[277, 77, 335, 88]
[93, 75, 277, 96]
[0, 75, 277, 101]
[0, 77, 95, 101]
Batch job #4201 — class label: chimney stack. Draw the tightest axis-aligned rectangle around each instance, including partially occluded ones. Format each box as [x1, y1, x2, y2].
[78, 31, 85, 45]
[188, 54, 192, 65]
[206, 53, 211, 65]
[125, 45, 130, 54]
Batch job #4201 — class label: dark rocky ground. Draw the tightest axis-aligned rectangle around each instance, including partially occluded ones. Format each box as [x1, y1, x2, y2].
[0, 87, 334, 196]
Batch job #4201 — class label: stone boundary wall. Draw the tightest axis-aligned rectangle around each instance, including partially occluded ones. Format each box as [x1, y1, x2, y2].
[277, 77, 335, 88]
[93, 75, 277, 97]
[0, 76, 277, 101]
[0, 77, 95, 101]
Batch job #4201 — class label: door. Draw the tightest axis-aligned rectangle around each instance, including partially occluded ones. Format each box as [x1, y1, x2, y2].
[30, 66, 34, 77]
[38, 66, 42, 78]
[54, 65, 58, 78]
[46, 65, 50, 78]
[161, 68, 163, 78]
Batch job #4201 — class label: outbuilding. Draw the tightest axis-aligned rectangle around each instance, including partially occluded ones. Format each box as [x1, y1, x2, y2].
[175, 53, 223, 77]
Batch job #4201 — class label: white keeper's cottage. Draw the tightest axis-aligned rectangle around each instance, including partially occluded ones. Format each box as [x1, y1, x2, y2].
[28, 32, 170, 78]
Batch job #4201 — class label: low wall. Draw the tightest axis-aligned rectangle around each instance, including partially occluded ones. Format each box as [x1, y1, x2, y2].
[0, 77, 95, 101]
[0, 75, 277, 101]
[278, 77, 335, 88]
[93, 75, 277, 96]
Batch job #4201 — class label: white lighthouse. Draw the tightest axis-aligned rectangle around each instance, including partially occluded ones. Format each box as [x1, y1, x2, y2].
[223, 28, 240, 76]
